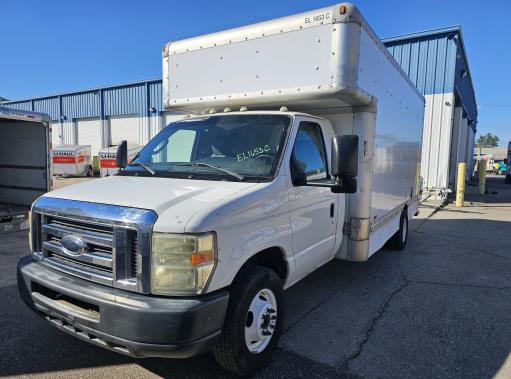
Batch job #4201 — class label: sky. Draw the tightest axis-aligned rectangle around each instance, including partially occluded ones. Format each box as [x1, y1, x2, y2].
[1, 0, 510, 146]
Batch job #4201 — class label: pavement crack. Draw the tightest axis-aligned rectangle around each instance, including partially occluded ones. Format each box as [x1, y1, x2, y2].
[339, 275, 409, 372]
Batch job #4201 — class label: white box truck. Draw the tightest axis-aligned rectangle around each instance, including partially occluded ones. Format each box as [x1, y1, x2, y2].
[1, 107, 52, 233]
[17, 3, 423, 375]
[51, 145, 93, 177]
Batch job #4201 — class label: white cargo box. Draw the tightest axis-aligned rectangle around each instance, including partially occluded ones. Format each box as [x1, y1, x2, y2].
[98, 145, 142, 177]
[52, 145, 92, 176]
[162, 3, 421, 113]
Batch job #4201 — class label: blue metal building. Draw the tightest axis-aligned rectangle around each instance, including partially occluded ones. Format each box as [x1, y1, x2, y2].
[2, 79, 177, 157]
[4, 26, 476, 194]
[383, 26, 477, 194]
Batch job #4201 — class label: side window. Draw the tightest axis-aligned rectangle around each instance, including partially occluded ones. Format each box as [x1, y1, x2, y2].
[292, 121, 328, 181]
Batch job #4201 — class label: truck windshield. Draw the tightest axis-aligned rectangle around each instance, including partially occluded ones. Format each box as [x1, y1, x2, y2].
[122, 114, 291, 180]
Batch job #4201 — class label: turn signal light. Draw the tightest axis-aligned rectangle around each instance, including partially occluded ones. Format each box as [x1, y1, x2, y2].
[191, 251, 214, 266]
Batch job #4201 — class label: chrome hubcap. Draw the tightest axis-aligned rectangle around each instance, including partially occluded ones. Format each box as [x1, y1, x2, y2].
[245, 288, 277, 354]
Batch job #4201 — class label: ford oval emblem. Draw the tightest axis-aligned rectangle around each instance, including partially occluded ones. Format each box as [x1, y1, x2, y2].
[61, 235, 88, 255]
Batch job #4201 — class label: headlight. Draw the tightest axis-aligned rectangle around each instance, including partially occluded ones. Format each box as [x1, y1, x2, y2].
[151, 232, 216, 295]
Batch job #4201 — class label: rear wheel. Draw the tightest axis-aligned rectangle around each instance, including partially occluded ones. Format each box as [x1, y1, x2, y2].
[388, 209, 408, 250]
[213, 265, 283, 376]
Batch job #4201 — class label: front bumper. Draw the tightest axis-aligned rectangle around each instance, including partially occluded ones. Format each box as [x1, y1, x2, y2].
[17, 255, 229, 358]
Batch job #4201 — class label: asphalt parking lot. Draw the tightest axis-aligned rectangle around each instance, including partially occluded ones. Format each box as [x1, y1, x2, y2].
[0, 176, 510, 378]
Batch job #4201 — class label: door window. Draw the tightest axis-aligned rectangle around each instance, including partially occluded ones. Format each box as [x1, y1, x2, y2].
[292, 122, 328, 181]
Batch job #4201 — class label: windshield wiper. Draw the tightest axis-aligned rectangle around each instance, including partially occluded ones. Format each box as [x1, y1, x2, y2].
[128, 161, 156, 176]
[175, 162, 244, 181]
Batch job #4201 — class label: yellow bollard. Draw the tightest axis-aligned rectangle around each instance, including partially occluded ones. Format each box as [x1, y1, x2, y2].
[478, 160, 487, 195]
[455, 163, 467, 207]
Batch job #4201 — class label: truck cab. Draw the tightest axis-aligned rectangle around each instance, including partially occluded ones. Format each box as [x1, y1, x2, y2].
[18, 110, 359, 369]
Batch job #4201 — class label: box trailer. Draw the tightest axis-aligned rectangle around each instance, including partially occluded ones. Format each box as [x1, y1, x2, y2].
[98, 145, 142, 177]
[51, 145, 93, 177]
[18, 3, 424, 375]
[0, 107, 51, 233]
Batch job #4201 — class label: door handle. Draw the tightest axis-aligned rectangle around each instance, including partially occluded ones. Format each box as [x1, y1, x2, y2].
[330, 203, 335, 218]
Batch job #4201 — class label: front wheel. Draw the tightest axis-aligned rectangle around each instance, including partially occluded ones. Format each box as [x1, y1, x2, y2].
[213, 265, 284, 376]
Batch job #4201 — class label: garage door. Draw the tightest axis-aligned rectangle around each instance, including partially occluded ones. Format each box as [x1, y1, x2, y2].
[110, 114, 139, 146]
[51, 122, 61, 146]
[77, 118, 101, 156]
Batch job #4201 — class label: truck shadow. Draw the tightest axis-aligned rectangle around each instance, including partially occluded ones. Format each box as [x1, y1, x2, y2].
[1, 216, 510, 378]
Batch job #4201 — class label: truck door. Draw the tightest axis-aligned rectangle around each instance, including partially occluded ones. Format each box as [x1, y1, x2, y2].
[287, 118, 337, 278]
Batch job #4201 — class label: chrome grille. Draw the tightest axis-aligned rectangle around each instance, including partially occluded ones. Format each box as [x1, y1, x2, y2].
[41, 216, 116, 286]
[32, 197, 158, 294]
[130, 233, 138, 278]
[37, 214, 140, 288]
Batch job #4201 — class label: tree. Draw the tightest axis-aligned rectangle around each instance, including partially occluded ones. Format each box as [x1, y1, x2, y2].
[475, 133, 500, 148]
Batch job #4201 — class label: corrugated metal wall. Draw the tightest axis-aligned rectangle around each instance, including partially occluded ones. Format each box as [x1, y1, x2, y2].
[3, 79, 165, 152]
[384, 27, 477, 194]
[62, 92, 100, 119]
[454, 43, 477, 121]
[104, 85, 145, 116]
[34, 97, 60, 118]
[5, 80, 163, 121]
[386, 35, 458, 96]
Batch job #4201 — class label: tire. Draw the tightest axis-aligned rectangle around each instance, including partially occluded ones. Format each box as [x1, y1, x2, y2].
[387, 209, 408, 250]
[213, 265, 284, 376]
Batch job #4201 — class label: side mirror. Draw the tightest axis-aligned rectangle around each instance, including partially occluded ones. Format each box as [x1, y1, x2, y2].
[331, 135, 359, 193]
[332, 135, 359, 177]
[116, 140, 128, 168]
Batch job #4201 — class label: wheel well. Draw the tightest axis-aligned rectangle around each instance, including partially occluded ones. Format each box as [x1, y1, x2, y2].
[243, 247, 288, 282]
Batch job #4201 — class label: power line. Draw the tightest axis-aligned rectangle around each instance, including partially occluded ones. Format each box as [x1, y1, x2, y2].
[478, 104, 511, 108]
